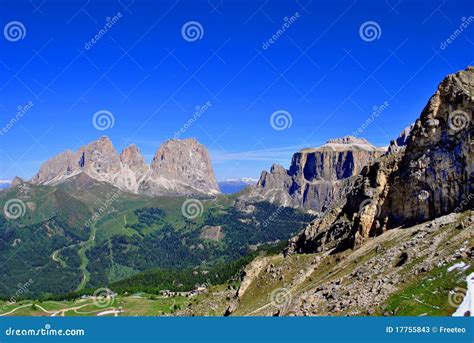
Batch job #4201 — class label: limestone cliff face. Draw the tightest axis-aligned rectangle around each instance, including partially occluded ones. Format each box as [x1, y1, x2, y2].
[245, 137, 385, 211]
[384, 66, 473, 227]
[287, 67, 474, 254]
[31, 137, 220, 196]
[31, 150, 77, 184]
[31, 136, 122, 185]
[140, 138, 220, 196]
[77, 136, 122, 179]
[116, 144, 150, 192]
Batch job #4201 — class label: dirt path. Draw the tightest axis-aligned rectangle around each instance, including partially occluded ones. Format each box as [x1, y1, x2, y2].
[0, 304, 34, 316]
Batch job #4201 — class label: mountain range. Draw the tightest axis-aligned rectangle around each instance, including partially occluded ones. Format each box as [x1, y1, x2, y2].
[31, 137, 220, 196]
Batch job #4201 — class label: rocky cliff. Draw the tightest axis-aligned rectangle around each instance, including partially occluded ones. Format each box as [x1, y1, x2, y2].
[140, 138, 219, 196]
[244, 137, 385, 211]
[31, 136, 220, 196]
[287, 67, 474, 255]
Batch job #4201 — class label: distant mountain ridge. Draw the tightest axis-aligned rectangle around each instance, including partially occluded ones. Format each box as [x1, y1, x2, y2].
[0, 180, 11, 190]
[218, 178, 258, 194]
[30, 136, 220, 196]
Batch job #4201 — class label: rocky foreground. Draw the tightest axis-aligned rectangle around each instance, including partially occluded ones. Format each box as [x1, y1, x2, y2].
[223, 211, 473, 316]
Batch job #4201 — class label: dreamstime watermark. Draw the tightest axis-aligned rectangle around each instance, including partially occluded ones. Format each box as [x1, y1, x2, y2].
[352, 101, 389, 137]
[4, 21, 26, 42]
[3, 198, 27, 220]
[5, 324, 85, 337]
[448, 287, 466, 308]
[174, 101, 212, 139]
[270, 287, 292, 308]
[262, 12, 300, 50]
[447, 110, 470, 132]
[84, 12, 123, 50]
[93, 287, 115, 308]
[440, 16, 474, 50]
[1, 279, 34, 312]
[359, 198, 381, 217]
[359, 21, 382, 42]
[181, 21, 204, 42]
[0, 101, 34, 136]
[270, 110, 292, 131]
[92, 109, 115, 131]
[454, 193, 473, 213]
[84, 190, 122, 227]
[181, 198, 204, 219]
[259, 205, 285, 228]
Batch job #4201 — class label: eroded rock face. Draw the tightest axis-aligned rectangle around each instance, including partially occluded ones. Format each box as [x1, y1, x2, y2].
[145, 138, 219, 196]
[287, 67, 474, 255]
[116, 144, 150, 192]
[31, 150, 77, 184]
[244, 137, 385, 211]
[77, 136, 122, 179]
[31, 137, 220, 196]
[385, 67, 473, 228]
[120, 144, 149, 178]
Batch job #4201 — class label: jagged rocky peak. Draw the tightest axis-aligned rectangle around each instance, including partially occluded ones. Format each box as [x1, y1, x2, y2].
[386, 124, 414, 155]
[30, 136, 220, 196]
[244, 137, 385, 211]
[31, 136, 121, 185]
[144, 138, 220, 196]
[385, 66, 473, 227]
[30, 149, 77, 185]
[77, 136, 121, 176]
[120, 144, 149, 174]
[287, 66, 473, 255]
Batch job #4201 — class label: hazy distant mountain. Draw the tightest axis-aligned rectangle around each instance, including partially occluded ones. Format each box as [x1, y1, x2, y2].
[218, 178, 258, 194]
[30, 136, 220, 196]
[0, 180, 11, 190]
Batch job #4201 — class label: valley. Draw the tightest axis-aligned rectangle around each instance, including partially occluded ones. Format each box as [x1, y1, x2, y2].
[0, 210, 471, 317]
[0, 175, 315, 298]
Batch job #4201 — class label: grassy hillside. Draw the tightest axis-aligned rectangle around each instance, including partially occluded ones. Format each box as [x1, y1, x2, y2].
[230, 211, 473, 316]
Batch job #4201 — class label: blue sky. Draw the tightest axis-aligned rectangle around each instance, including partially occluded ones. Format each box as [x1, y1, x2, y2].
[0, 0, 473, 181]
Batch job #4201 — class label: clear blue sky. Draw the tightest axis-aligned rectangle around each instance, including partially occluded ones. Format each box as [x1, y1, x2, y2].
[0, 0, 473, 181]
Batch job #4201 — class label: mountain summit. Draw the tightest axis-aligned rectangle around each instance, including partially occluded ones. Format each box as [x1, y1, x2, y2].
[31, 137, 220, 196]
